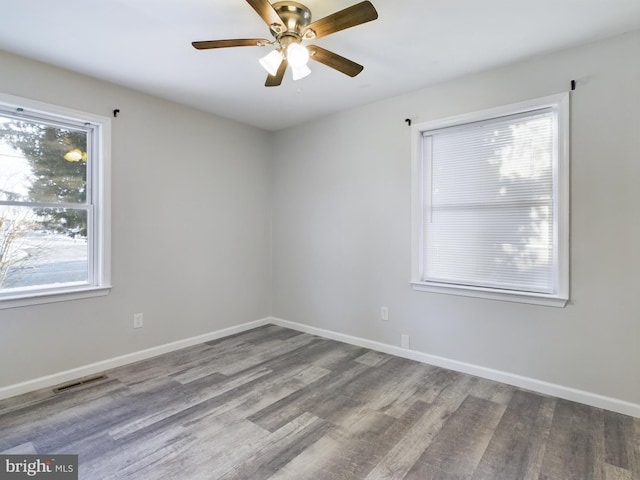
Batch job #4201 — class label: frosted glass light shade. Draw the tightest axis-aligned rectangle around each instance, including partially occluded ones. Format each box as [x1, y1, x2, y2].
[287, 43, 309, 68]
[259, 50, 283, 76]
[292, 64, 311, 81]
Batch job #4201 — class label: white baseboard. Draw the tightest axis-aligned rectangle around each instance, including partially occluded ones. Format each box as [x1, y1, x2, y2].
[0, 317, 272, 401]
[270, 317, 640, 418]
[3, 316, 638, 418]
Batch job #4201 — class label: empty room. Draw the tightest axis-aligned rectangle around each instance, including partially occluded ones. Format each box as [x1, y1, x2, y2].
[0, 0, 639, 479]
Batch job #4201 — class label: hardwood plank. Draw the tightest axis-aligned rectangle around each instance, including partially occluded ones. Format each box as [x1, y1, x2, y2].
[402, 462, 460, 480]
[210, 334, 319, 376]
[408, 364, 464, 405]
[364, 375, 478, 480]
[0, 388, 62, 416]
[409, 395, 506, 478]
[593, 404, 607, 480]
[107, 368, 271, 440]
[522, 396, 557, 480]
[471, 390, 556, 480]
[271, 401, 432, 480]
[371, 364, 460, 419]
[247, 361, 371, 432]
[314, 356, 440, 427]
[604, 409, 634, 470]
[1, 442, 38, 455]
[603, 463, 634, 480]
[0, 379, 136, 453]
[80, 428, 197, 480]
[354, 350, 393, 367]
[468, 376, 517, 406]
[209, 324, 302, 345]
[270, 337, 367, 372]
[631, 417, 640, 475]
[109, 342, 223, 386]
[268, 410, 393, 480]
[111, 361, 328, 445]
[217, 412, 333, 480]
[539, 399, 605, 480]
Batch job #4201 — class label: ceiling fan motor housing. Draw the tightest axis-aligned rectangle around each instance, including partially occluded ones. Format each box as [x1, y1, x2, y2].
[270, 1, 313, 41]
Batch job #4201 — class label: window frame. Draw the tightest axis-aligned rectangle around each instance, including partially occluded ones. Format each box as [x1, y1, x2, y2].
[0, 92, 111, 309]
[410, 93, 569, 307]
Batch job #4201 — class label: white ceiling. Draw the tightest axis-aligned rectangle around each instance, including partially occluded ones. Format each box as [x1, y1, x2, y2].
[2, 0, 640, 131]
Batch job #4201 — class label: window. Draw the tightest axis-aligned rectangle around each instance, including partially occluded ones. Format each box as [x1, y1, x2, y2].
[0, 93, 110, 308]
[411, 94, 569, 307]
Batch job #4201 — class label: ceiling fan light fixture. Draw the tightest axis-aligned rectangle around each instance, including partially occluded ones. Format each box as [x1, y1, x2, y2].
[286, 42, 310, 68]
[291, 63, 311, 81]
[192, 0, 379, 87]
[259, 49, 284, 76]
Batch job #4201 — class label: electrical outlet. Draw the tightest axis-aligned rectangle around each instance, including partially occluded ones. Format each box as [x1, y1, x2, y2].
[133, 313, 144, 329]
[380, 306, 389, 321]
[401, 334, 410, 349]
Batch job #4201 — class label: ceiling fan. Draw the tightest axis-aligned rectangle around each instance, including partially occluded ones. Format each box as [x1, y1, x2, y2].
[192, 0, 378, 87]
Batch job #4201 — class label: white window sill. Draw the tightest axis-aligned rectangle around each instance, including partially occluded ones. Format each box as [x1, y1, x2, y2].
[411, 281, 568, 308]
[0, 285, 112, 310]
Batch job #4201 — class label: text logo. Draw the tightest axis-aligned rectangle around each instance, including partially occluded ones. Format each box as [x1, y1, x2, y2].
[0, 455, 77, 479]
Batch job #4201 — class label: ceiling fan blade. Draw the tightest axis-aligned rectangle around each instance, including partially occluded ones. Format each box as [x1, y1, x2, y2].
[192, 39, 270, 49]
[303, 1, 378, 40]
[309, 46, 364, 77]
[265, 59, 288, 87]
[246, 0, 284, 29]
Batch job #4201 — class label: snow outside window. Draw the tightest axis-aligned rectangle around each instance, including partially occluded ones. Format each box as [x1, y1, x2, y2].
[0, 93, 111, 308]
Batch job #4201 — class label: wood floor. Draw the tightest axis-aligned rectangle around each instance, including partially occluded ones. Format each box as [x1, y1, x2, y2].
[0, 325, 638, 479]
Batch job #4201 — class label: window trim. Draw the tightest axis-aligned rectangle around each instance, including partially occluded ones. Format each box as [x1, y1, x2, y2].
[0, 92, 111, 309]
[410, 93, 569, 307]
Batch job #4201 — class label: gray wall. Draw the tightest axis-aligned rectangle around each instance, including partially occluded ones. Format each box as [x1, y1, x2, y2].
[1, 31, 638, 408]
[272, 31, 640, 405]
[0, 51, 273, 388]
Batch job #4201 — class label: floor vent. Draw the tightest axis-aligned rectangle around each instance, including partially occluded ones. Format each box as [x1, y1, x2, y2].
[53, 374, 108, 393]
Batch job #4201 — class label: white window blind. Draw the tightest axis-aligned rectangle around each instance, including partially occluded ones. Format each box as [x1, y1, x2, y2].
[421, 108, 557, 294]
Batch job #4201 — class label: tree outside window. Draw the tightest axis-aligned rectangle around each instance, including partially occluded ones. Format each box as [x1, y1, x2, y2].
[0, 115, 90, 291]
